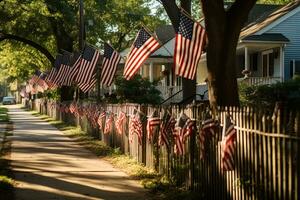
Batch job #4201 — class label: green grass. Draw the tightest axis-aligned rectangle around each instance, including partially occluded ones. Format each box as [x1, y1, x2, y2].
[29, 111, 204, 199]
[0, 107, 9, 122]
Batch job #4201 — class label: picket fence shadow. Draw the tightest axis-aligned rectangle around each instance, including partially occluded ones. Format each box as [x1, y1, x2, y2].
[30, 99, 300, 200]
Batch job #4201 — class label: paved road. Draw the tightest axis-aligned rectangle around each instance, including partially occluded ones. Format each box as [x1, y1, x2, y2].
[9, 105, 147, 200]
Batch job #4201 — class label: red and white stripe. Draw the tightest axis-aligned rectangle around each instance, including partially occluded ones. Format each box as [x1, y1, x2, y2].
[146, 117, 160, 141]
[174, 17, 206, 80]
[76, 49, 100, 85]
[123, 30, 160, 80]
[221, 124, 237, 171]
[115, 112, 126, 135]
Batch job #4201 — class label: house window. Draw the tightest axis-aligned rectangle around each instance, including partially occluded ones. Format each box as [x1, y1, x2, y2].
[290, 60, 300, 77]
[262, 50, 275, 77]
[250, 53, 258, 71]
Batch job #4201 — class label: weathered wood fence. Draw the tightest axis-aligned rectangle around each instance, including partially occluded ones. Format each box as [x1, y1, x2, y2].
[29, 99, 300, 200]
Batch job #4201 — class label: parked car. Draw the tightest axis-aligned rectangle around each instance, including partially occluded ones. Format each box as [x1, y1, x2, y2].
[2, 96, 16, 105]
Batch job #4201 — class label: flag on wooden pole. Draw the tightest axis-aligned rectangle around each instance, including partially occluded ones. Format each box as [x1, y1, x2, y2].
[199, 118, 219, 159]
[115, 111, 126, 135]
[101, 43, 121, 86]
[174, 11, 206, 80]
[221, 115, 237, 171]
[76, 44, 100, 85]
[159, 110, 176, 148]
[123, 27, 160, 80]
[53, 52, 72, 86]
[146, 117, 160, 141]
[67, 52, 82, 85]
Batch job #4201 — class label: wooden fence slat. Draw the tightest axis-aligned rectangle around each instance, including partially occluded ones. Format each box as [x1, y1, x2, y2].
[30, 100, 300, 200]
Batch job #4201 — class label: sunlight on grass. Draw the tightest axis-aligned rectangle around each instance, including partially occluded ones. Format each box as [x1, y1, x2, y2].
[0, 175, 14, 190]
[0, 107, 9, 122]
[29, 110, 193, 198]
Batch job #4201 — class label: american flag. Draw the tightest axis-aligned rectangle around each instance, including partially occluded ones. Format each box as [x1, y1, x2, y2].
[46, 54, 63, 89]
[53, 52, 71, 86]
[115, 112, 126, 135]
[159, 111, 176, 148]
[69, 101, 76, 113]
[123, 27, 160, 80]
[104, 114, 114, 134]
[173, 114, 195, 156]
[100, 43, 121, 86]
[76, 45, 100, 85]
[78, 74, 97, 93]
[146, 117, 160, 141]
[97, 111, 106, 131]
[174, 11, 206, 80]
[36, 73, 49, 91]
[221, 116, 237, 171]
[199, 118, 219, 159]
[129, 113, 143, 145]
[67, 53, 82, 85]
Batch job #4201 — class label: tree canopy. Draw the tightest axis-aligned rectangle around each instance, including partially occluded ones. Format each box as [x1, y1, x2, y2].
[0, 0, 165, 84]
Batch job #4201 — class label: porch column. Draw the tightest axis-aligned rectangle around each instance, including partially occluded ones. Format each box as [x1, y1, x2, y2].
[149, 62, 154, 82]
[280, 45, 284, 82]
[244, 46, 249, 71]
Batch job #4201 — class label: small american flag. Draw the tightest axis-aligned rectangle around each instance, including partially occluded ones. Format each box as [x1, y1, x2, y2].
[129, 113, 143, 145]
[123, 27, 160, 80]
[174, 11, 206, 80]
[100, 43, 121, 86]
[97, 111, 106, 131]
[69, 101, 76, 113]
[104, 114, 114, 134]
[221, 116, 237, 171]
[146, 117, 160, 141]
[76, 45, 100, 85]
[199, 118, 219, 159]
[173, 114, 195, 155]
[159, 111, 176, 148]
[115, 112, 126, 135]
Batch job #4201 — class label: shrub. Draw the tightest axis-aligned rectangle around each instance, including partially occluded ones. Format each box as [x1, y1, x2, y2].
[239, 77, 300, 110]
[114, 75, 162, 104]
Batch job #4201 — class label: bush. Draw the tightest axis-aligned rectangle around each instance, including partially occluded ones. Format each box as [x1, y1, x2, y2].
[239, 77, 300, 110]
[114, 75, 162, 104]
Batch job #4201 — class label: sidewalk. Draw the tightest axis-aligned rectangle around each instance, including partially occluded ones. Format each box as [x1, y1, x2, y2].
[9, 105, 147, 200]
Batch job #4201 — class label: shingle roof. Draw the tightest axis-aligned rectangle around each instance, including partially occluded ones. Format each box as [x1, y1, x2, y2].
[241, 33, 289, 42]
[240, 1, 300, 38]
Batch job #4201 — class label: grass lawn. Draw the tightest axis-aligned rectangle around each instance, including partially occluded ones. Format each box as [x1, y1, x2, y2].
[0, 107, 9, 122]
[0, 106, 14, 199]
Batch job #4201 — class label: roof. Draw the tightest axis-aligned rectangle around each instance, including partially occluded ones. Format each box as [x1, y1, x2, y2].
[241, 33, 289, 43]
[241, 1, 300, 38]
[155, 25, 175, 44]
[150, 38, 174, 58]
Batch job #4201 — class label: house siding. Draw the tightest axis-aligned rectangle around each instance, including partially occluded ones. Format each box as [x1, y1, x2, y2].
[266, 10, 300, 80]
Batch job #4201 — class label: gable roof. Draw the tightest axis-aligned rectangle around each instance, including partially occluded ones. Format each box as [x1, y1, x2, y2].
[241, 33, 289, 43]
[240, 1, 300, 38]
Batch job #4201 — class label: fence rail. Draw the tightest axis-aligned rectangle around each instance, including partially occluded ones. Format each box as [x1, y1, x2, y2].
[30, 99, 300, 199]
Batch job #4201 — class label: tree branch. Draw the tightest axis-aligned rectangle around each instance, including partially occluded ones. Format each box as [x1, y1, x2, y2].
[160, 0, 180, 28]
[0, 32, 55, 66]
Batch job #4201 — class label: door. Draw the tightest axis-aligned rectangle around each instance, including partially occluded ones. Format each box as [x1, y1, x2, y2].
[262, 50, 274, 77]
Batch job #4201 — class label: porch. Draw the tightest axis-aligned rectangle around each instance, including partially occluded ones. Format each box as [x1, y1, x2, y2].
[236, 33, 289, 86]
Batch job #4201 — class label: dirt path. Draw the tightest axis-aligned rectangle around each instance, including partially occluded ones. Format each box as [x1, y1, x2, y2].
[9, 105, 147, 200]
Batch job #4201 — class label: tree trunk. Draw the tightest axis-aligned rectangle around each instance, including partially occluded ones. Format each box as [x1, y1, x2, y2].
[200, 0, 257, 107]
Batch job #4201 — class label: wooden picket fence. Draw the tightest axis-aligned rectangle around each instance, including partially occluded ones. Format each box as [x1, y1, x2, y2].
[30, 99, 300, 199]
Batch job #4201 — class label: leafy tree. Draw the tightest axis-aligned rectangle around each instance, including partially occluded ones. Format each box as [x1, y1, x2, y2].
[115, 75, 162, 104]
[0, 0, 165, 100]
